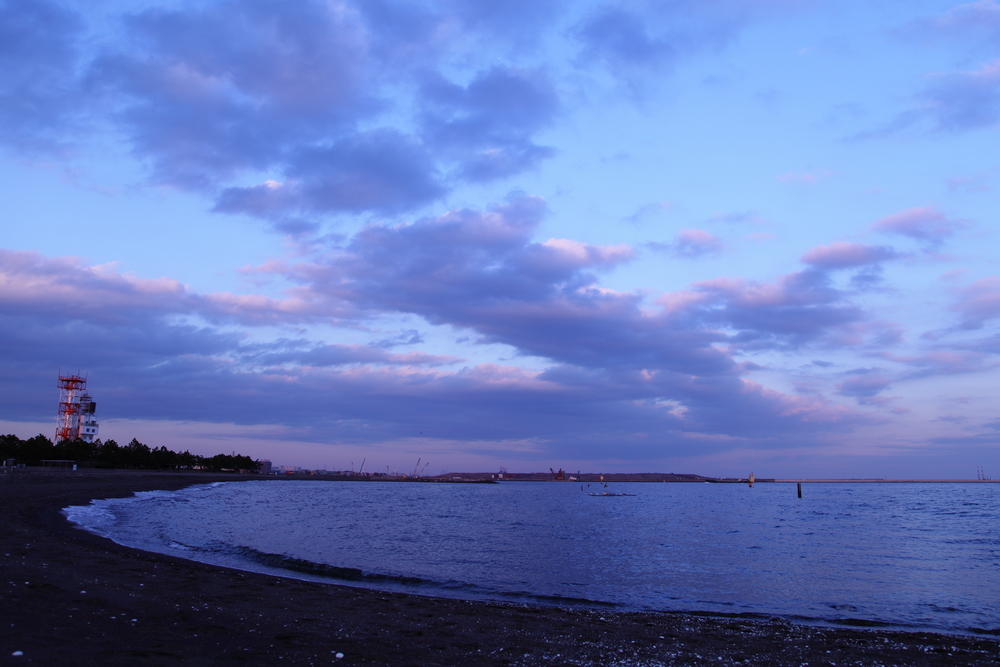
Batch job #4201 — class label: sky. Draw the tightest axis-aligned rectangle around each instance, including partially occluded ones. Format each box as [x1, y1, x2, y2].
[2, 0, 999, 478]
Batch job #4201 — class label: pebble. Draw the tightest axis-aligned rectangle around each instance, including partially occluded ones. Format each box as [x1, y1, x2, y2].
[335, 652, 344, 659]
[12, 651, 23, 657]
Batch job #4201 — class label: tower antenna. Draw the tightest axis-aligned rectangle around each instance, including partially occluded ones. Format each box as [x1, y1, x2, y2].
[56, 372, 99, 443]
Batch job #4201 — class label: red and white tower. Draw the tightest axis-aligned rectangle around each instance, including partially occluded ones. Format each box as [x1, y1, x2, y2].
[56, 373, 99, 443]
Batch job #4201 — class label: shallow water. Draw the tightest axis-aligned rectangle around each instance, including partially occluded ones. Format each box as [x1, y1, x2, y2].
[64, 480, 1000, 634]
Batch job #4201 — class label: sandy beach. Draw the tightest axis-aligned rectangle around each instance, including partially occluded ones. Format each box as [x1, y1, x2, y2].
[1, 471, 997, 666]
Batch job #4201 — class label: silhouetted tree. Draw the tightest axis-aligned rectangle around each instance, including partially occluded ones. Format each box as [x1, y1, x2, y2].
[55, 437, 95, 462]
[0, 434, 22, 463]
[21, 434, 55, 465]
[123, 438, 151, 468]
[0, 434, 258, 472]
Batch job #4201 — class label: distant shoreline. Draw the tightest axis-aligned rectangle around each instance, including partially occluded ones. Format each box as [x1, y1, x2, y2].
[772, 478, 1000, 483]
[2, 469, 998, 666]
[6, 466, 997, 484]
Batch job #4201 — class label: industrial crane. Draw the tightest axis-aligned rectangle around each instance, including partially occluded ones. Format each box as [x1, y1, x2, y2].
[412, 458, 430, 477]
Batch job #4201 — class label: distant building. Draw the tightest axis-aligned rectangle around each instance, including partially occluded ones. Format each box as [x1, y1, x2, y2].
[259, 459, 272, 474]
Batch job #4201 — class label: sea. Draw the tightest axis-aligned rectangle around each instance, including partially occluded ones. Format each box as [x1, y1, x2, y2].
[63, 479, 1000, 636]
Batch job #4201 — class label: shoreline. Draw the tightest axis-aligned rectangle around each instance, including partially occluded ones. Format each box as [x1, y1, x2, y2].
[1, 471, 998, 665]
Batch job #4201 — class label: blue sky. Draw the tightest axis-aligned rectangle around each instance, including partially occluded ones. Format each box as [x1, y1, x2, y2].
[2, 0, 999, 477]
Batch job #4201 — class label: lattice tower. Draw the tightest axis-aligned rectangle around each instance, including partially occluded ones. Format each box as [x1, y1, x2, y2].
[56, 373, 87, 442]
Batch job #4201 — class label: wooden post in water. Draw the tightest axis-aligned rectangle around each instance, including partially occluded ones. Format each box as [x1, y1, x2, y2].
[797, 482, 802, 498]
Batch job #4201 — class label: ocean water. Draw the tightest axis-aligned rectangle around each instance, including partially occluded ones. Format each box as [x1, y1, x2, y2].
[64, 480, 1000, 635]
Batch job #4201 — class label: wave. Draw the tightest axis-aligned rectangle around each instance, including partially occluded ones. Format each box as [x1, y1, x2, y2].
[175, 541, 621, 609]
[62, 480, 1000, 637]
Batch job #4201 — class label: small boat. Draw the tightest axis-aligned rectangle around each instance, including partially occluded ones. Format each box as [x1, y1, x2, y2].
[587, 475, 634, 496]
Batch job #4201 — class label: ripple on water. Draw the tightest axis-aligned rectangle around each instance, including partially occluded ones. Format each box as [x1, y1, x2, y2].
[64, 480, 1000, 635]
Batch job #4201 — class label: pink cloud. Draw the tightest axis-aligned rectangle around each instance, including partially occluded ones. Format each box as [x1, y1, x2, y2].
[939, 268, 970, 281]
[653, 269, 885, 350]
[0, 249, 341, 326]
[540, 238, 635, 268]
[870, 206, 965, 245]
[800, 242, 899, 269]
[743, 379, 859, 423]
[1, 194, 891, 462]
[0, 249, 193, 322]
[247, 343, 463, 369]
[952, 275, 1000, 328]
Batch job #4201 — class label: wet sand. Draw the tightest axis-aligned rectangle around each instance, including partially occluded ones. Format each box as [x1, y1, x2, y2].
[1, 470, 998, 666]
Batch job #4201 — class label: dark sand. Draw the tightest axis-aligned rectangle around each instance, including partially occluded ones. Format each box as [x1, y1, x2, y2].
[1, 471, 998, 666]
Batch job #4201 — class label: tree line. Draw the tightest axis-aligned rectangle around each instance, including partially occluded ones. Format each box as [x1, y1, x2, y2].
[0, 433, 260, 472]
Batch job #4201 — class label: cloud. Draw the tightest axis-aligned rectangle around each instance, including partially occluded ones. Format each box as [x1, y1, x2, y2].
[946, 170, 994, 193]
[852, 57, 1000, 139]
[870, 207, 965, 246]
[372, 329, 425, 349]
[952, 276, 1000, 328]
[880, 349, 999, 379]
[801, 242, 900, 269]
[623, 201, 671, 224]
[921, 60, 1000, 132]
[572, 0, 793, 81]
[241, 339, 461, 368]
[216, 130, 447, 218]
[441, 0, 563, 44]
[909, 1, 1000, 49]
[0, 248, 348, 326]
[0, 305, 861, 462]
[1, 194, 878, 457]
[646, 229, 724, 258]
[0, 0, 84, 152]
[707, 211, 766, 225]
[89, 0, 381, 190]
[419, 67, 559, 182]
[835, 371, 893, 405]
[863, 4, 1000, 139]
[0, 0, 565, 225]
[672, 269, 871, 350]
[271, 195, 732, 375]
[575, 7, 679, 71]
